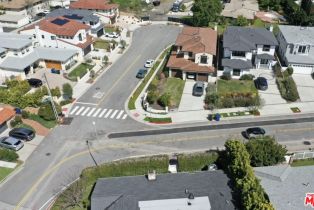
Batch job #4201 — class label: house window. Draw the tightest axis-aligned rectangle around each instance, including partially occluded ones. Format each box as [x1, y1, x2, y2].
[51, 36, 56, 40]
[263, 45, 270, 52]
[232, 51, 245, 57]
[188, 52, 192, 57]
[200, 55, 208, 64]
[78, 34, 82, 41]
[41, 35, 45, 39]
[233, 69, 241, 76]
[298, 45, 307, 54]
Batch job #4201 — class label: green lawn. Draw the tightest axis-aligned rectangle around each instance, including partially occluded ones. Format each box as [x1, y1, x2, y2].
[52, 152, 218, 210]
[291, 158, 314, 167]
[217, 79, 257, 96]
[104, 26, 115, 33]
[28, 114, 56, 129]
[0, 167, 14, 181]
[94, 40, 110, 49]
[252, 19, 265, 28]
[111, 0, 149, 12]
[161, 78, 185, 107]
[144, 117, 172, 123]
[68, 63, 94, 80]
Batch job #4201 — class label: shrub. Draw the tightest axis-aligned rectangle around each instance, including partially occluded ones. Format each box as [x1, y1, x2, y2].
[62, 83, 73, 99]
[146, 90, 159, 104]
[277, 77, 299, 102]
[21, 110, 30, 119]
[0, 148, 19, 162]
[158, 93, 171, 107]
[221, 97, 234, 108]
[38, 103, 61, 121]
[220, 73, 231, 80]
[147, 83, 157, 92]
[10, 119, 19, 127]
[286, 66, 294, 75]
[273, 63, 283, 77]
[51, 87, 61, 98]
[239, 74, 254, 80]
[14, 115, 22, 124]
[60, 99, 73, 106]
[204, 93, 219, 105]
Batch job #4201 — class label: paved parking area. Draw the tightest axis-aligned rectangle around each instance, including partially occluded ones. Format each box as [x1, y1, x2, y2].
[292, 74, 314, 102]
[252, 69, 287, 106]
[32, 68, 75, 89]
[178, 80, 206, 112]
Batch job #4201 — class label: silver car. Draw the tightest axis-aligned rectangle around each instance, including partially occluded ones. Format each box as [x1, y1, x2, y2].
[0, 136, 24, 151]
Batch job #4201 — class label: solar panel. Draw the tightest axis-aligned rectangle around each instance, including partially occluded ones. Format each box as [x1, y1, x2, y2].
[63, 14, 83, 20]
[51, 18, 69, 26]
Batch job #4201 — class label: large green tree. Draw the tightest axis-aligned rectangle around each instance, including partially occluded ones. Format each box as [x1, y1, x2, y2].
[191, 0, 222, 27]
[301, 0, 312, 15]
[245, 136, 287, 167]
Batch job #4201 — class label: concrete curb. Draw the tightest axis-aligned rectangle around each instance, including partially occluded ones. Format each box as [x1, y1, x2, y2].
[0, 162, 24, 187]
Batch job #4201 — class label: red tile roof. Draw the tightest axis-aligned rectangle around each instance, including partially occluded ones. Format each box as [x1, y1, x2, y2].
[167, 54, 215, 73]
[21, 17, 90, 37]
[0, 107, 15, 125]
[176, 27, 217, 55]
[70, 0, 118, 10]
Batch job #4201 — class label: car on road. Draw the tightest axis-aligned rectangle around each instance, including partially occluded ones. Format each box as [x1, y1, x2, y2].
[9, 128, 35, 141]
[136, 69, 148, 79]
[254, 77, 268, 91]
[192, 82, 205, 96]
[168, 155, 178, 173]
[0, 136, 24, 151]
[244, 127, 266, 139]
[27, 78, 43, 88]
[144, 59, 154, 68]
[105, 32, 119, 38]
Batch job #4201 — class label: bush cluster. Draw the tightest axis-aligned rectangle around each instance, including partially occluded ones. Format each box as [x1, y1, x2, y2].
[220, 73, 231, 80]
[276, 77, 299, 102]
[38, 103, 61, 121]
[239, 74, 254, 80]
[10, 116, 22, 127]
[158, 93, 171, 107]
[0, 148, 19, 162]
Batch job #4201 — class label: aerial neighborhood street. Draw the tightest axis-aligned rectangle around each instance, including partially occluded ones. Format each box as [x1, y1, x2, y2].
[0, 0, 314, 210]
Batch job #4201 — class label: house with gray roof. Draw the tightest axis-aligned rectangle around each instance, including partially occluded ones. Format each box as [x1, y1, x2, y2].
[47, 8, 104, 37]
[277, 25, 314, 74]
[221, 26, 278, 78]
[254, 165, 314, 210]
[0, 32, 78, 80]
[91, 171, 235, 210]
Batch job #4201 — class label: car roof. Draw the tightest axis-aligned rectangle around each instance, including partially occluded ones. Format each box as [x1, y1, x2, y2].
[3, 136, 19, 144]
[257, 77, 267, 82]
[11, 127, 33, 134]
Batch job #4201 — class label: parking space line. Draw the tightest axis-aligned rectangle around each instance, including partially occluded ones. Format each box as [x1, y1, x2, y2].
[104, 109, 113, 118]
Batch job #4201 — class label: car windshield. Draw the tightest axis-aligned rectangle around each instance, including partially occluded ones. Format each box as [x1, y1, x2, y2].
[14, 140, 21, 145]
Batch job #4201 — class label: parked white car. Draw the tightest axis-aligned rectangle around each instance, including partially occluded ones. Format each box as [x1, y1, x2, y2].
[144, 59, 154, 68]
[105, 32, 119, 38]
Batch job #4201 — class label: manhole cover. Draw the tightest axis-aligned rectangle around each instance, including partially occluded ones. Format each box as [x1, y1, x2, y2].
[304, 141, 311, 145]
[46, 153, 51, 156]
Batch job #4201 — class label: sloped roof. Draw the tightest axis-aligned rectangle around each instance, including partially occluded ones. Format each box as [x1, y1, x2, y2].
[70, 0, 118, 10]
[0, 33, 32, 50]
[0, 106, 15, 124]
[279, 25, 314, 45]
[223, 26, 278, 51]
[176, 27, 217, 55]
[21, 17, 90, 37]
[0, 0, 42, 10]
[221, 58, 253, 69]
[46, 8, 99, 23]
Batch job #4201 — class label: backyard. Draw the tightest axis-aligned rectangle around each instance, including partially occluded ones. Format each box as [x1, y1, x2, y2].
[52, 152, 218, 210]
[68, 63, 94, 81]
[93, 39, 110, 50]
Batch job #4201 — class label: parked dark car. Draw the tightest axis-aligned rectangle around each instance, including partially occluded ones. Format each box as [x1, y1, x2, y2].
[244, 127, 266, 139]
[153, 0, 160, 6]
[27, 78, 43, 87]
[0, 136, 24, 151]
[9, 128, 35, 141]
[254, 77, 268, 90]
[136, 69, 148, 79]
[192, 82, 205, 96]
[36, 12, 46, 17]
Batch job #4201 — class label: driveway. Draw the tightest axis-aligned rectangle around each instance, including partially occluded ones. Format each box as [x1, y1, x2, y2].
[252, 69, 286, 106]
[292, 74, 314, 102]
[178, 80, 206, 111]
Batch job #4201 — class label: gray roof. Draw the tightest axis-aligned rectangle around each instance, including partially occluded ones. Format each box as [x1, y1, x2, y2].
[46, 8, 99, 24]
[256, 53, 275, 60]
[222, 58, 253, 69]
[223, 26, 278, 51]
[0, 47, 6, 54]
[279, 25, 314, 45]
[0, 33, 32, 50]
[0, 14, 26, 22]
[255, 165, 314, 210]
[0, 47, 77, 71]
[91, 171, 235, 210]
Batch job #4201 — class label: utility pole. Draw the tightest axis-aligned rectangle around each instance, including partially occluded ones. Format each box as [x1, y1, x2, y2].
[43, 73, 59, 121]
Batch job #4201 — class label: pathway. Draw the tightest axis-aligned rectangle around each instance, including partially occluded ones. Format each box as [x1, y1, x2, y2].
[22, 119, 50, 136]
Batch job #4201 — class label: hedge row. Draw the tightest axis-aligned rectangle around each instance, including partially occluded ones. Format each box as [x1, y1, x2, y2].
[276, 76, 299, 102]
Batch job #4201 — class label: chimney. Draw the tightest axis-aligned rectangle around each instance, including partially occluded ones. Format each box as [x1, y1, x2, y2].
[269, 25, 273, 32]
[147, 170, 156, 181]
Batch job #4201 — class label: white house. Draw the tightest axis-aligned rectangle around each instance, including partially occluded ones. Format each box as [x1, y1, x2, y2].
[221, 26, 278, 78]
[49, 0, 71, 8]
[277, 25, 314, 74]
[166, 27, 217, 82]
[20, 16, 93, 58]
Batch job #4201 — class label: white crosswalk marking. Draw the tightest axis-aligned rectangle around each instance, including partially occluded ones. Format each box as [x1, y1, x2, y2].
[75, 106, 85, 115]
[70, 106, 79, 115]
[81, 107, 90, 116]
[122, 114, 128, 119]
[104, 109, 113, 118]
[93, 108, 102, 117]
[110, 110, 119, 119]
[87, 107, 96, 116]
[116, 110, 124, 119]
[98, 109, 107, 118]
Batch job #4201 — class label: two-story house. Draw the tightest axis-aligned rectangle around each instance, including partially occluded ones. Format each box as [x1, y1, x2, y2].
[47, 8, 105, 37]
[0, 32, 78, 80]
[277, 25, 314, 74]
[20, 16, 93, 58]
[221, 26, 278, 78]
[69, 0, 119, 24]
[166, 27, 217, 82]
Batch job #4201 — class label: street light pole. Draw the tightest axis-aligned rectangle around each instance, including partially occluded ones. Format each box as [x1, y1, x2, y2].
[92, 121, 97, 140]
[43, 73, 59, 121]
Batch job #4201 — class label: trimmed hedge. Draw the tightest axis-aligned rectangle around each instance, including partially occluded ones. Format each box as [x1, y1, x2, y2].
[0, 148, 19, 162]
[276, 77, 299, 102]
[144, 117, 172, 123]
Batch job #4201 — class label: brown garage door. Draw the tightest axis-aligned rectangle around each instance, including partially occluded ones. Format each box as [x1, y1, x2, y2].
[171, 69, 182, 78]
[45, 60, 62, 70]
[197, 73, 208, 81]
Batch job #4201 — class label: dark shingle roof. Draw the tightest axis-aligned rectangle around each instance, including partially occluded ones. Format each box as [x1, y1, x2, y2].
[222, 58, 253, 69]
[223, 26, 278, 51]
[46, 8, 99, 23]
[91, 171, 234, 210]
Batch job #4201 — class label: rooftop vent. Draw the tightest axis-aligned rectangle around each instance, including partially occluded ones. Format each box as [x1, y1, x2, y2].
[147, 170, 156, 181]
